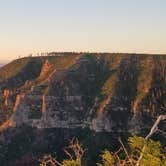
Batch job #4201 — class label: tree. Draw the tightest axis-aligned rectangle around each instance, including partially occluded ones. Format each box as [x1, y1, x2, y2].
[98, 115, 166, 166]
[97, 150, 115, 166]
[39, 138, 84, 166]
[40, 115, 166, 166]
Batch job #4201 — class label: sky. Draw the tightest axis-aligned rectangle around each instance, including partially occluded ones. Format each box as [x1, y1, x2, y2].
[0, 0, 166, 61]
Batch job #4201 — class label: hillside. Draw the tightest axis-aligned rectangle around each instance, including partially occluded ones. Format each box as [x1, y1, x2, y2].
[0, 53, 165, 165]
[0, 53, 165, 131]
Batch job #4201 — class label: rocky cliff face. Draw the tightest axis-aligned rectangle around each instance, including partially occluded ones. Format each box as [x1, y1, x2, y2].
[0, 53, 165, 133]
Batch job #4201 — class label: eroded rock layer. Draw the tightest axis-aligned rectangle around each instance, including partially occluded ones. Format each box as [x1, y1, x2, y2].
[0, 53, 165, 133]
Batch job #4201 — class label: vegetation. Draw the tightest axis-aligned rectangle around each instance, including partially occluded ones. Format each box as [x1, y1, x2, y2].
[0, 53, 165, 165]
[39, 115, 166, 166]
[40, 138, 84, 166]
[0, 57, 30, 80]
[39, 136, 166, 166]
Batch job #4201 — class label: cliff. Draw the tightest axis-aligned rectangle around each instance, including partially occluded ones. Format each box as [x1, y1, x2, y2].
[0, 53, 165, 133]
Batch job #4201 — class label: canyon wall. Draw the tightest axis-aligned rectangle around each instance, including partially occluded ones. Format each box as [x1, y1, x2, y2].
[0, 53, 165, 133]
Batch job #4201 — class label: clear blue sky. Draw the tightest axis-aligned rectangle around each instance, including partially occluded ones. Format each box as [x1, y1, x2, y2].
[0, 0, 166, 61]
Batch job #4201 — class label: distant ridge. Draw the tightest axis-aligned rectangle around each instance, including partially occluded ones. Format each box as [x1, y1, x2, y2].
[0, 64, 4, 68]
[0, 53, 165, 133]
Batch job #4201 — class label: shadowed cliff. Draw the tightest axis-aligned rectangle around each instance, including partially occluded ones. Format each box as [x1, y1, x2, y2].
[0, 53, 165, 133]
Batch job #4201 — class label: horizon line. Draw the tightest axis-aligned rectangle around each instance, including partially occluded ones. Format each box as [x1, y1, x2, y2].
[1, 51, 166, 63]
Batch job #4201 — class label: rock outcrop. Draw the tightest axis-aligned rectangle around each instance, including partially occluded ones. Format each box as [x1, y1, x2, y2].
[0, 53, 165, 133]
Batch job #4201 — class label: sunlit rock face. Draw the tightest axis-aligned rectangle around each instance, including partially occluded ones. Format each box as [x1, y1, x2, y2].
[10, 94, 87, 129]
[0, 53, 165, 133]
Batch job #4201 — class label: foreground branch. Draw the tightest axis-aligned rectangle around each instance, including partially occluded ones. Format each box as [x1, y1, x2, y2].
[136, 115, 166, 166]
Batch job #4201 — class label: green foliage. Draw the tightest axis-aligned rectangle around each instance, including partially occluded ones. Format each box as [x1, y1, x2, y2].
[129, 136, 165, 166]
[40, 138, 84, 166]
[98, 136, 166, 166]
[40, 158, 80, 166]
[0, 58, 30, 79]
[129, 136, 146, 150]
[62, 159, 81, 166]
[102, 73, 117, 96]
[97, 150, 115, 166]
[46, 54, 78, 70]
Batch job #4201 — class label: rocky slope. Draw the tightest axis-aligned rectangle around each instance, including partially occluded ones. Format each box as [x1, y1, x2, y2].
[0, 53, 165, 133]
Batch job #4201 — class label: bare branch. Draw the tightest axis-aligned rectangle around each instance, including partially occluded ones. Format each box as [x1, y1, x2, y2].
[119, 138, 134, 166]
[136, 114, 166, 166]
